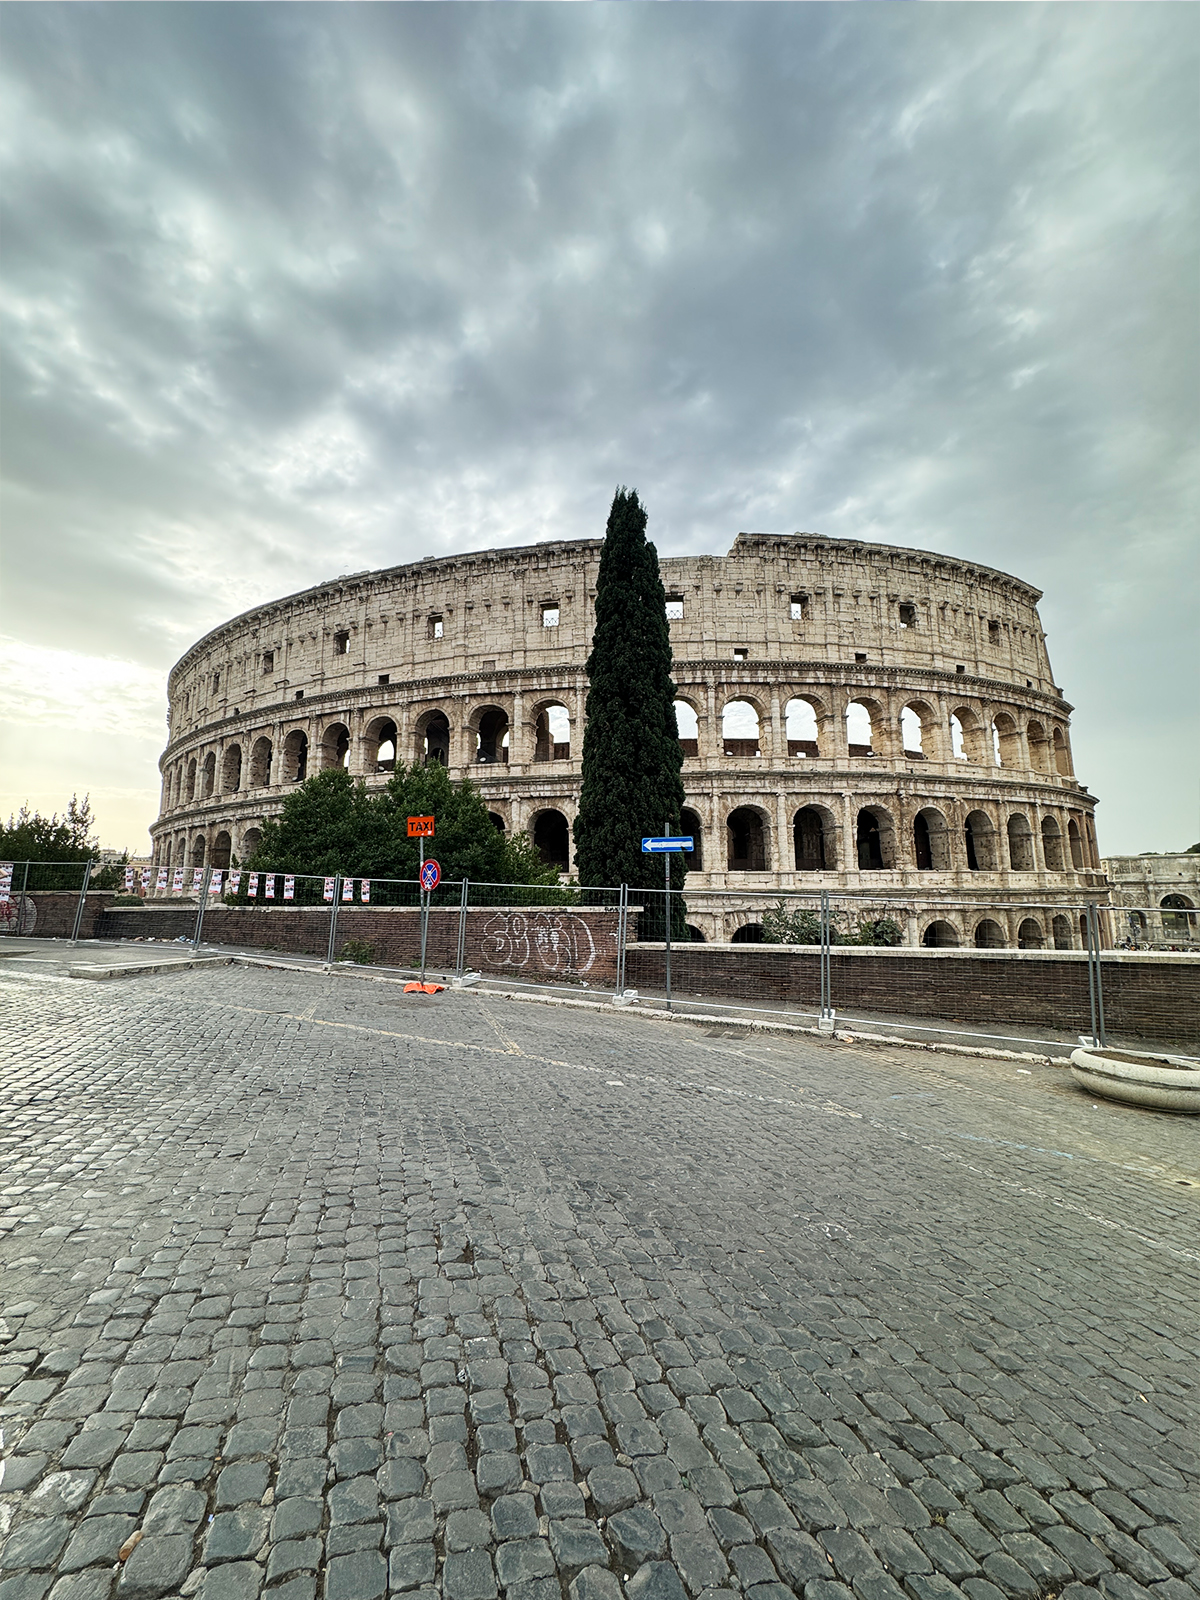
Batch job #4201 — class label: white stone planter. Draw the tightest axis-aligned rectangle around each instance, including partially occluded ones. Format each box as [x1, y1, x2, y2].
[1070, 1047, 1200, 1114]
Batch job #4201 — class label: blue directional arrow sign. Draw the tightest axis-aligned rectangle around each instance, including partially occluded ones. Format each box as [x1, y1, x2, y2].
[641, 836, 694, 853]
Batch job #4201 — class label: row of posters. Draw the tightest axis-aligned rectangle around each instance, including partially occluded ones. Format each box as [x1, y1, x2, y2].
[135, 866, 373, 902]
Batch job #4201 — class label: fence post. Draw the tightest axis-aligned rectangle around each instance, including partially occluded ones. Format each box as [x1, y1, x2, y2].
[663, 847, 672, 1011]
[326, 875, 342, 966]
[615, 883, 628, 998]
[192, 867, 212, 949]
[455, 879, 469, 980]
[68, 859, 93, 944]
[1085, 902, 1107, 1049]
[818, 889, 834, 1033]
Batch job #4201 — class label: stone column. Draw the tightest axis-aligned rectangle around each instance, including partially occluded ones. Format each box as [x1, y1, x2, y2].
[775, 789, 791, 875]
[827, 686, 850, 761]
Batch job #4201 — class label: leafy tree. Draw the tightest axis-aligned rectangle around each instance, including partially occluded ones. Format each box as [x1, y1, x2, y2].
[574, 488, 686, 933]
[852, 917, 904, 947]
[0, 795, 125, 889]
[762, 902, 834, 945]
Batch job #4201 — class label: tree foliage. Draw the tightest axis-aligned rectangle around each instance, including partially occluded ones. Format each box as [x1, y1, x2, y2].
[1, 795, 99, 862]
[243, 764, 563, 901]
[762, 902, 904, 947]
[574, 488, 686, 930]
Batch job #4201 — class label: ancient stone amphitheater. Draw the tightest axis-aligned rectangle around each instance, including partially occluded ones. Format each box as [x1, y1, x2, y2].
[152, 533, 1105, 947]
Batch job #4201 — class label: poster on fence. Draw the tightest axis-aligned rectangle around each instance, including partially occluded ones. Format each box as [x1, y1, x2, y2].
[208, 870, 223, 895]
[283, 876, 295, 900]
[156, 867, 168, 893]
[342, 877, 353, 901]
[172, 868, 184, 893]
[360, 879, 370, 904]
[248, 872, 259, 897]
[192, 868, 205, 893]
[323, 877, 336, 902]
[265, 875, 275, 898]
[228, 871, 241, 895]
[0, 863, 11, 904]
[141, 868, 152, 892]
[125, 867, 135, 891]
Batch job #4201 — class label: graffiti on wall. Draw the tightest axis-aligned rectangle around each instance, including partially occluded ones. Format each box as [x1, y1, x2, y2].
[479, 911, 602, 976]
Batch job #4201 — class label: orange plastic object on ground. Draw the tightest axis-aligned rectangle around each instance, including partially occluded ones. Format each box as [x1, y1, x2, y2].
[404, 982, 445, 994]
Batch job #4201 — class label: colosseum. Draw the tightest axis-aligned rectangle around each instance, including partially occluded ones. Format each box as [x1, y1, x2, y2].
[151, 532, 1107, 948]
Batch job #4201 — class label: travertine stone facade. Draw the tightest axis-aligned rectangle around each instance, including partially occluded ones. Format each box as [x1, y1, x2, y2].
[153, 533, 1105, 947]
[1101, 853, 1199, 948]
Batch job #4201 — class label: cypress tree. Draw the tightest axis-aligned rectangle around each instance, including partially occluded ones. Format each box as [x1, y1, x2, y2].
[574, 488, 686, 931]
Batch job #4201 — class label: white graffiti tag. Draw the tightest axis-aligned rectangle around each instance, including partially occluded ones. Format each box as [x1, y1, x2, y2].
[480, 911, 599, 976]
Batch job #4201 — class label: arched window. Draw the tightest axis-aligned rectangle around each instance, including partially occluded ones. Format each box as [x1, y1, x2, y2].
[242, 827, 262, 860]
[1017, 918, 1045, 949]
[531, 809, 569, 870]
[1026, 721, 1050, 774]
[192, 835, 206, 867]
[282, 730, 308, 783]
[1161, 895, 1197, 938]
[731, 923, 764, 944]
[674, 701, 700, 759]
[794, 806, 835, 872]
[974, 919, 1005, 948]
[679, 807, 703, 870]
[901, 703, 937, 760]
[418, 712, 450, 767]
[534, 705, 570, 762]
[784, 698, 820, 758]
[1053, 726, 1072, 776]
[913, 808, 952, 871]
[686, 925, 706, 943]
[488, 812, 506, 833]
[250, 737, 273, 787]
[726, 807, 768, 871]
[856, 807, 895, 871]
[1052, 916, 1073, 950]
[1067, 819, 1084, 869]
[1041, 816, 1064, 870]
[950, 706, 984, 762]
[846, 701, 874, 757]
[475, 707, 510, 765]
[365, 718, 397, 773]
[1007, 813, 1034, 871]
[202, 752, 216, 798]
[722, 701, 761, 758]
[923, 920, 959, 947]
[212, 831, 232, 871]
[320, 724, 350, 770]
[992, 713, 1019, 768]
[964, 811, 997, 871]
[221, 745, 242, 794]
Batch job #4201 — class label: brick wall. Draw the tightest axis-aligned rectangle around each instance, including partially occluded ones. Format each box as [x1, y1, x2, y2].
[5, 891, 118, 940]
[626, 944, 1200, 1046]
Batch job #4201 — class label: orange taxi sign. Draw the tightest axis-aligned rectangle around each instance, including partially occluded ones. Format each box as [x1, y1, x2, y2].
[407, 815, 435, 838]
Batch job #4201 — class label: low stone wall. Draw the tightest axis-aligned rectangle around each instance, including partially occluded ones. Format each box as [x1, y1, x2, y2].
[626, 943, 1200, 1046]
[1, 891, 118, 940]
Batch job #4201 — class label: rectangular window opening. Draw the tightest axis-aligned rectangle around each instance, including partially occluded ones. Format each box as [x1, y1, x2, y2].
[665, 595, 684, 621]
[790, 593, 809, 621]
[854, 652, 867, 663]
[956, 664, 966, 674]
[428, 614, 444, 640]
[898, 603, 917, 629]
[733, 647, 748, 661]
[378, 674, 390, 686]
[988, 620, 1001, 643]
[482, 659, 496, 671]
[213, 671, 220, 693]
[334, 630, 350, 655]
[262, 652, 274, 674]
[295, 689, 305, 700]
[541, 604, 560, 628]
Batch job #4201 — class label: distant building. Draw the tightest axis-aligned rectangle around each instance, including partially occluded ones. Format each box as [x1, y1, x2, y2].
[1102, 853, 1199, 949]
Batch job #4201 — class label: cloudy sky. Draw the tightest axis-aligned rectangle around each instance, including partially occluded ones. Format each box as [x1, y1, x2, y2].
[1, 3, 1196, 855]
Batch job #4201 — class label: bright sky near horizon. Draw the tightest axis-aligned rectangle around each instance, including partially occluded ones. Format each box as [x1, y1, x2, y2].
[1, 4, 1196, 855]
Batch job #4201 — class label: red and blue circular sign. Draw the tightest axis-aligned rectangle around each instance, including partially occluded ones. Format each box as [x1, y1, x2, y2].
[420, 858, 441, 892]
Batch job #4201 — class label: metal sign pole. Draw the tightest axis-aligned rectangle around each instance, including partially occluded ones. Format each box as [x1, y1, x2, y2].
[1086, 903, 1106, 1048]
[418, 836, 429, 983]
[192, 866, 212, 949]
[456, 878, 469, 979]
[326, 874, 342, 966]
[69, 860, 93, 944]
[818, 889, 834, 1031]
[616, 883, 628, 997]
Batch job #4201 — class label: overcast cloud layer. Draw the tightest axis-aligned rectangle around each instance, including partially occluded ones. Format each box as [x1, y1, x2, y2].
[1, 3, 1196, 853]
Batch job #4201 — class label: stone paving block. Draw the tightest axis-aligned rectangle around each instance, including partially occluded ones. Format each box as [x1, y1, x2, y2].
[569, 1567, 624, 1600]
[387, 1499, 435, 1546]
[116, 1532, 191, 1597]
[587, 1467, 639, 1517]
[204, 1510, 270, 1564]
[324, 1549, 386, 1600]
[0, 1519, 72, 1572]
[608, 1507, 669, 1570]
[625, 1564, 688, 1600]
[444, 1550, 498, 1600]
[477, 1454, 523, 1498]
[388, 1545, 437, 1592]
[669, 1531, 728, 1596]
[215, 1462, 270, 1509]
[491, 1498, 540, 1543]
[48, 1573, 115, 1600]
[195, 1562, 262, 1600]
[58, 1517, 138, 1574]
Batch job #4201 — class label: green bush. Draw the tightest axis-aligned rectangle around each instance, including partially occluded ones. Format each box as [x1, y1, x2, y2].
[109, 894, 144, 906]
[338, 939, 377, 965]
[852, 917, 904, 946]
[762, 901, 837, 945]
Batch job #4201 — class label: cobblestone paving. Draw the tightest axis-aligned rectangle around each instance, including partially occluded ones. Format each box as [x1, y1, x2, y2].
[1, 965, 1196, 1600]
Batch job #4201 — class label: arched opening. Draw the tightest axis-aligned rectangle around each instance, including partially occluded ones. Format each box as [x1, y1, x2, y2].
[1128, 911, 1147, 944]
[1041, 816, 1064, 870]
[1026, 721, 1050, 774]
[202, 752, 216, 798]
[950, 706, 984, 762]
[1007, 813, 1035, 871]
[846, 701, 875, 757]
[974, 919, 1005, 949]
[282, 730, 309, 783]
[221, 745, 242, 794]
[418, 711, 450, 767]
[534, 704, 570, 762]
[1052, 915, 1073, 950]
[1053, 726, 1073, 777]
[674, 701, 700, 759]
[1161, 895, 1197, 938]
[242, 827, 262, 860]
[923, 920, 959, 948]
[488, 812, 506, 833]
[192, 835, 206, 867]
[320, 723, 351, 771]
[964, 811, 997, 871]
[250, 737, 273, 788]
[475, 707, 510, 765]
[212, 831, 232, 871]
[992, 713, 1020, 768]
[901, 703, 936, 760]
[1067, 819, 1084, 869]
[722, 701, 761, 758]
[1017, 918, 1045, 950]
[785, 698, 820, 758]
[1080, 913, 1089, 945]
[793, 806, 835, 871]
[365, 717, 397, 773]
[686, 925, 706, 943]
[531, 809, 569, 871]
[731, 923, 764, 944]
[186, 759, 197, 802]
[679, 807, 703, 870]
[726, 807, 768, 871]
[913, 808, 952, 871]
[856, 807, 895, 871]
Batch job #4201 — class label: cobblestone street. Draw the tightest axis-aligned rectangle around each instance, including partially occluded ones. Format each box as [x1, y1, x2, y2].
[1, 963, 1196, 1600]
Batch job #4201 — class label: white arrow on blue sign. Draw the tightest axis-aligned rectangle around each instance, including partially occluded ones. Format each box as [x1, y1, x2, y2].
[641, 836, 694, 853]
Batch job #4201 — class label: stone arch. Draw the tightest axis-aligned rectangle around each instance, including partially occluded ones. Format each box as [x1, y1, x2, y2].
[901, 701, 938, 761]
[1041, 815, 1064, 870]
[950, 705, 985, 762]
[963, 810, 998, 871]
[686, 925, 706, 943]
[726, 806, 769, 871]
[731, 922, 764, 944]
[722, 699, 762, 758]
[784, 696, 821, 758]
[1006, 812, 1035, 871]
[974, 918, 1005, 948]
[1053, 726, 1073, 776]
[282, 729, 309, 783]
[793, 805, 837, 871]
[1026, 721, 1050, 774]
[992, 712, 1020, 768]
[533, 702, 571, 762]
[1052, 915, 1074, 950]
[221, 744, 242, 794]
[913, 807, 952, 871]
[1017, 917, 1045, 949]
[250, 737, 273, 788]
[1067, 818, 1084, 869]
[212, 831, 232, 871]
[846, 699, 882, 757]
[856, 805, 896, 870]
[923, 919, 960, 947]
[488, 812, 506, 833]
[1161, 895, 1197, 938]
[679, 807, 704, 870]
[415, 710, 450, 767]
[364, 717, 397, 772]
[674, 699, 700, 758]
[471, 705, 510, 765]
[320, 723, 351, 771]
[530, 808, 570, 871]
[192, 834, 206, 867]
[241, 826, 263, 859]
[202, 751, 216, 798]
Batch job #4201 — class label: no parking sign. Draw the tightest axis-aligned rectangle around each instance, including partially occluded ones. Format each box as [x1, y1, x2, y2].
[420, 858, 441, 892]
